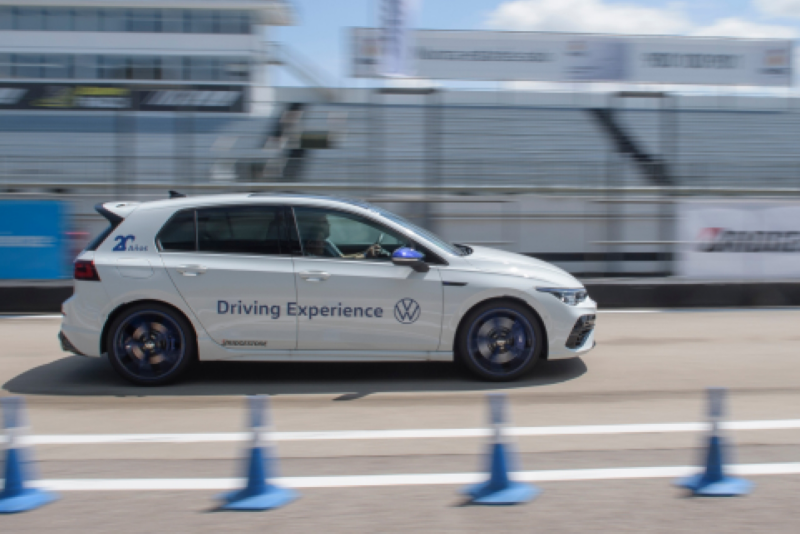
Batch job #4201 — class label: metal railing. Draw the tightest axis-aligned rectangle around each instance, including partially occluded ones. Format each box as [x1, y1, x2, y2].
[4, 155, 800, 193]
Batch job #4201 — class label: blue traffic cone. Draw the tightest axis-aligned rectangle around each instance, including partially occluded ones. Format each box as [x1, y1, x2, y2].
[675, 388, 753, 496]
[460, 393, 539, 505]
[0, 397, 58, 514]
[218, 395, 298, 511]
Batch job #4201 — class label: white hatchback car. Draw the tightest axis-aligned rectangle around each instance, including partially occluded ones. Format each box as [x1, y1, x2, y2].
[60, 194, 596, 385]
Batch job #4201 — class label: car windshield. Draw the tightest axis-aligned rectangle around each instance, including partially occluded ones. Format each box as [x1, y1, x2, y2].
[366, 204, 465, 256]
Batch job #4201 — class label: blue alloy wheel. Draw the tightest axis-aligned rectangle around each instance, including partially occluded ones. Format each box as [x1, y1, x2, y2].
[110, 308, 190, 384]
[459, 302, 542, 381]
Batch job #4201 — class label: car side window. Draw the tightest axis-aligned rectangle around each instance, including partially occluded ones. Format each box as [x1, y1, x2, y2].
[293, 207, 409, 261]
[197, 206, 284, 255]
[158, 209, 196, 252]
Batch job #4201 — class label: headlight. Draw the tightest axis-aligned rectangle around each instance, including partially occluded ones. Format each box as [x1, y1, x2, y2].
[536, 287, 588, 306]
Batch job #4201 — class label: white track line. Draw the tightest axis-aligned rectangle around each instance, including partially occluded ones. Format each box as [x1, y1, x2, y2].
[598, 308, 800, 314]
[0, 314, 62, 320]
[31, 463, 800, 491]
[9, 419, 800, 446]
[597, 310, 663, 313]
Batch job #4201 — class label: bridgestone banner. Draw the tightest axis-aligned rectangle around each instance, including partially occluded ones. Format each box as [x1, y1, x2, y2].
[0, 83, 247, 113]
[351, 28, 792, 86]
[677, 201, 800, 279]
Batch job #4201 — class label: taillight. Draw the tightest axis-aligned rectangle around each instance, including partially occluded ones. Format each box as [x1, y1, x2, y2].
[74, 260, 101, 281]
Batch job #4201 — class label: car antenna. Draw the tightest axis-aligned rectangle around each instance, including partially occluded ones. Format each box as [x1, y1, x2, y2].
[169, 190, 187, 199]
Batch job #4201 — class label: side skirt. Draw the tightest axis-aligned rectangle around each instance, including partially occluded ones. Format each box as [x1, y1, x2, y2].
[197, 344, 454, 363]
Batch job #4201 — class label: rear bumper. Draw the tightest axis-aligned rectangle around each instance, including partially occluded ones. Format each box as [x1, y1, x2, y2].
[61, 295, 104, 357]
[59, 330, 86, 357]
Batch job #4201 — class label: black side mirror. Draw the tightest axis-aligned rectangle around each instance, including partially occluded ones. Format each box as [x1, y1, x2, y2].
[391, 247, 429, 273]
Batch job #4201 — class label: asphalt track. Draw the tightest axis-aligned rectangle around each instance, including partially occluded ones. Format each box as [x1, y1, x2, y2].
[2, 309, 800, 533]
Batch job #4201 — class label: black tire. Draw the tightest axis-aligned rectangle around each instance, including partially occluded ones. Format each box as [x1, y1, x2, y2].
[455, 300, 543, 381]
[106, 303, 196, 386]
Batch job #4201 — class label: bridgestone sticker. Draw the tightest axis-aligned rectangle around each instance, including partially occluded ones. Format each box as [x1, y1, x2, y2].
[221, 340, 268, 348]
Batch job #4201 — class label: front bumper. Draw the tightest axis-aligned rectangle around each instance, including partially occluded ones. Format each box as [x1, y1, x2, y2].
[542, 296, 598, 360]
[565, 314, 596, 349]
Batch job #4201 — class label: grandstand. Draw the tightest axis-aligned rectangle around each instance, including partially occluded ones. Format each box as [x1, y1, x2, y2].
[3, 88, 800, 193]
[279, 88, 800, 191]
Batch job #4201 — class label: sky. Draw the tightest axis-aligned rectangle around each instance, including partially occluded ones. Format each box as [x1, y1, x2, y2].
[272, 0, 800, 88]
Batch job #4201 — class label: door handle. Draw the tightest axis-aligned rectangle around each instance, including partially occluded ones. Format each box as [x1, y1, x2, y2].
[299, 271, 330, 282]
[176, 265, 207, 277]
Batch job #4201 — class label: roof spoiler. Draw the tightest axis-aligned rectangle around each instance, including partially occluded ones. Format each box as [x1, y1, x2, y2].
[94, 201, 141, 225]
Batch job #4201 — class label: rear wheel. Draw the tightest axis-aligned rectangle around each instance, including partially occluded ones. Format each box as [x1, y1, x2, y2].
[456, 300, 543, 381]
[106, 303, 195, 386]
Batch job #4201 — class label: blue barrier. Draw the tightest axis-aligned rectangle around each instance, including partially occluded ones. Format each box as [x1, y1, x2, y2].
[675, 388, 753, 496]
[461, 393, 539, 505]
[0, 397, 58, 513]
[218, 395, 299, 511]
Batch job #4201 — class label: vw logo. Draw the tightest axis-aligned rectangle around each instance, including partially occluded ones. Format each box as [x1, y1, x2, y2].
[394, 298, 421, 324]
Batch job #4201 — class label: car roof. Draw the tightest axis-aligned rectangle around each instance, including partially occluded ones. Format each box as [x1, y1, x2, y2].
[135, 193, 375, 212]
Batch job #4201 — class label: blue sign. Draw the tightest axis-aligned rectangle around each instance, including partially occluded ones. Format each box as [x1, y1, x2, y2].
[0, 201, 68, 279]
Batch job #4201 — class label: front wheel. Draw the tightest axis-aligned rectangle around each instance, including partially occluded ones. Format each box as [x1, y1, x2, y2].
[106, 303, 196, 386]
[456, 300, 543, 381]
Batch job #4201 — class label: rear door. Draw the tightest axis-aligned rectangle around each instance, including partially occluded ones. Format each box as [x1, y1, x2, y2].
[159, 205, 297, 350]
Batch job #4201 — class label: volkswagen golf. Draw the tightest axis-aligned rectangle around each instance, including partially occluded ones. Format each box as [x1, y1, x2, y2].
[60, 193, 596, 385]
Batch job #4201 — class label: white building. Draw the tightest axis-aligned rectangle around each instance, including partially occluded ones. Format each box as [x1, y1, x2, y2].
[0, 1, 294, 114]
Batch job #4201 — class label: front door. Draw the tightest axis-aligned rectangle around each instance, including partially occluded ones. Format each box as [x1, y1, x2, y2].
[291, 207, 443, 352]
[160, 205, 297, 350]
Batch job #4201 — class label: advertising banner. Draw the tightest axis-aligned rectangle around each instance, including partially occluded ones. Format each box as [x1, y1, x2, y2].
[677, 200, 800, 279]
[631, 37, 792, 87]
[0, 201, 69, 280]
[0, 83, 248, 113]
[351, 28, 792, 86]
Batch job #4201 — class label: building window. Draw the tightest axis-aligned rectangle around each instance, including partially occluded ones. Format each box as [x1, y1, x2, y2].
[0, 7, 252, 34]
[186, 57, 218, 81]
[100, 8, 128, 32]
[131, 56, 158, 80]
[15, 8, 45, 30]
[43, 54, 72, 79]
[44, 8, 72, 31]
[130, 8, 159, 33]
[0, 53, 249, 83]
[219, 11, 250, 34]
[74, 55, 99, 79]
[99, 56, 128, 80]
[73, 8, 100, 31]
[221, 58, 250, 82]
[187, 10, 216, 33]
[161, 56, 184, 81]
[13, 54, 43, 78]
[161, 9, 184, 33]
[0, 53, 11, 78]
[0, 7, 13, 30]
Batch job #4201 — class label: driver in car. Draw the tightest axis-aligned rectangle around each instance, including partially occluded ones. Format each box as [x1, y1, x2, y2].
[299, 212, 383, 259]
